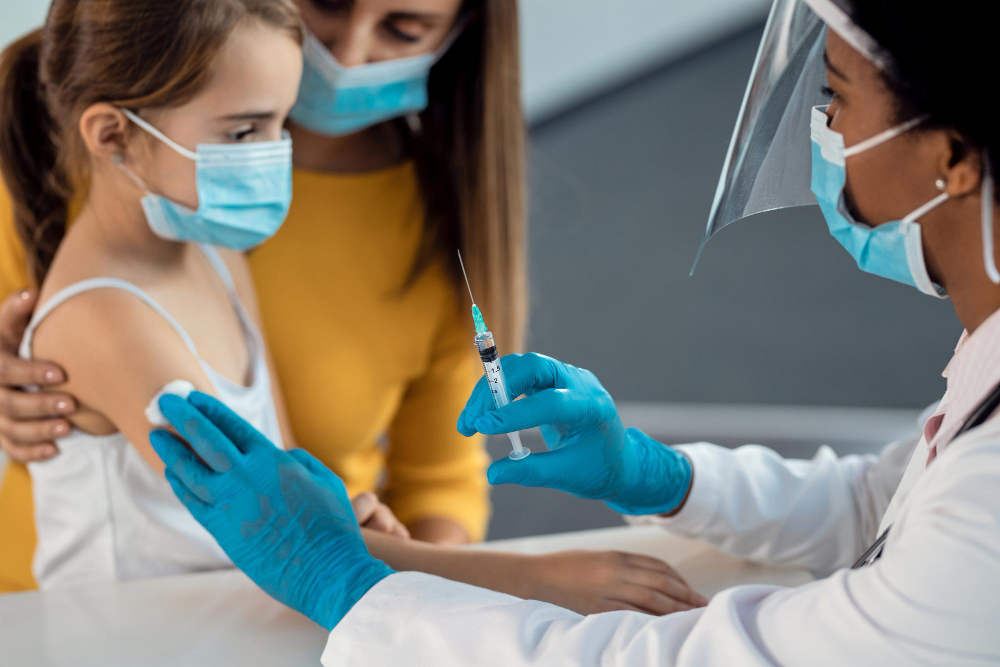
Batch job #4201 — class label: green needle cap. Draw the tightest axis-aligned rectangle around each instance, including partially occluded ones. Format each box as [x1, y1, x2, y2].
[472, 304, 487, 334]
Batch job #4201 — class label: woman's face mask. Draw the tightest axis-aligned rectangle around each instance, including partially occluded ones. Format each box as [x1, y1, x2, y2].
[288, 0, 465, 136]
[810, 105, 949, 297]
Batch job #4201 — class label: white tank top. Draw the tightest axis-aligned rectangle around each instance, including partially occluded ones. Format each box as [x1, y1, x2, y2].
[20, 246, 285, 589]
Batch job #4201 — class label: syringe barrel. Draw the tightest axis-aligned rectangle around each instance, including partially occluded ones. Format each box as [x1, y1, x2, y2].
[475, 330, 498, 361]
[475, 330, 509, 409]
[474, 328, 530, 460]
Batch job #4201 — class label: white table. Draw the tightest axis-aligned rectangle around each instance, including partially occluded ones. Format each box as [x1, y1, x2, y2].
[0, 525, 813, 666]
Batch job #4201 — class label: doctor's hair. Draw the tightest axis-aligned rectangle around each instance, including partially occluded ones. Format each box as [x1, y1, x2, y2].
[848, 0, 998, 202]
[407, 0, 527, 350]
[0, 0, 304, 287]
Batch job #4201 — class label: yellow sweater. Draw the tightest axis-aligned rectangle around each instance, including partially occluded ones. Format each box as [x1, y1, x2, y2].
[0, 163, 489, 592]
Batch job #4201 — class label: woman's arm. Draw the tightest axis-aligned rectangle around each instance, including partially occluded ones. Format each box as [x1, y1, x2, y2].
[0, 180, 78, 463]
[0, 290, 77, 463]
[383, 302, 491, 543]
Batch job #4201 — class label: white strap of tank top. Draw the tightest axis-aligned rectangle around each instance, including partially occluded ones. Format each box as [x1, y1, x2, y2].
[22, 279, 200, 360]
[196, 245, 261, 352]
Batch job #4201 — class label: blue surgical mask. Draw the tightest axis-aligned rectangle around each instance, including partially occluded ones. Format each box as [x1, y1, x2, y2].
[810, 105, 948, 297]
[289, 28, 460, 137]
[116, 109, 293, 250]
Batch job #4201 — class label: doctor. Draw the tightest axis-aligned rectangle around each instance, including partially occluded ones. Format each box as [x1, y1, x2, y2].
[150, 0, 1000, 663]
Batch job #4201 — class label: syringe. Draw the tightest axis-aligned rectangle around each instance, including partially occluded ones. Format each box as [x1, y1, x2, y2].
[458, 251, 530, 461]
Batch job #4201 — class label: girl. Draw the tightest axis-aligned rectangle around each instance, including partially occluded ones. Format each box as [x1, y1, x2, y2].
[0, 0, 704, 614]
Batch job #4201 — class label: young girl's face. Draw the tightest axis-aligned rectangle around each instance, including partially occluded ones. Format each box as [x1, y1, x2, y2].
[128, 20, 303, 211]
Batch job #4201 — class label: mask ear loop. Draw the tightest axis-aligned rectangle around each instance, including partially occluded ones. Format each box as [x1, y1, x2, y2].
[843, 115, 928, 158]
[111, 153, 152, 194]
[982, 166, 1000, 284]
[902, 190, 950, 223]
[120, 108, 199, 161]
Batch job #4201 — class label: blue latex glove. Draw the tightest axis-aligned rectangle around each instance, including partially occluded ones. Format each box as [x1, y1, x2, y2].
[458, 353, 693, 515]
[149, 391, 393, 630]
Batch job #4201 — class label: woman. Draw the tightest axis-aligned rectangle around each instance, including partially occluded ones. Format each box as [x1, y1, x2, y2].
[0, 0, 524, 590]
[155, 0, 1000, 663]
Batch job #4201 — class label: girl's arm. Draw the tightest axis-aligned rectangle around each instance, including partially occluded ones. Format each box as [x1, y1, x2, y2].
[362, 528, 707, 616]
[31, 288, 217, 472]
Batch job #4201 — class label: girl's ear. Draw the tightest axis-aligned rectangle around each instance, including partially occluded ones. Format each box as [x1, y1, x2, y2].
[79, 103, 130, 160]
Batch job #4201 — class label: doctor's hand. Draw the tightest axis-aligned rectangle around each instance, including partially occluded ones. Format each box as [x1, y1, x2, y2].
[0, 290, 77, 463]
[458, 353, 693, 516]
[149, 391, 394, 630]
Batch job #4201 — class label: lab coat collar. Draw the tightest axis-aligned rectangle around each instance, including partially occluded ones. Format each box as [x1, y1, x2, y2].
[928, 307, 1000, 462]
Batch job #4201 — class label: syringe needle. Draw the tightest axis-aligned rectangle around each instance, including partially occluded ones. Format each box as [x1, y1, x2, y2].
[457, 249, 476, 304]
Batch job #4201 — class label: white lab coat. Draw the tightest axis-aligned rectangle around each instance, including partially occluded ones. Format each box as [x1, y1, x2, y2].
[321, 414, 1000, 666]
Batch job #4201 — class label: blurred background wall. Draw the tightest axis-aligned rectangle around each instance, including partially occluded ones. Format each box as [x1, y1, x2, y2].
[0, 1, 961, 540]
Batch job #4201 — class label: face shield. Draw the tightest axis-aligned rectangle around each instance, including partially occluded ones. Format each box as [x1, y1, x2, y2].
[691, 0, 887, 272]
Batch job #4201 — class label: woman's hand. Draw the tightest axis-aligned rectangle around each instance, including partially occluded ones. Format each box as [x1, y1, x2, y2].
[352, 492, 410, 539]
[521, 549, 708, 616]
[0, 290, 76, 463]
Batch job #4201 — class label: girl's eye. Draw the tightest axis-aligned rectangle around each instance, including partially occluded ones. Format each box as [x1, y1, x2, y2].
[820, 85, 836, 99]
[228, 126, 256, 142]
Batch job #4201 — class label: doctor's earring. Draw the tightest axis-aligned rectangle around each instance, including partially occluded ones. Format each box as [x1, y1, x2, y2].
[935, 178, 947, 191]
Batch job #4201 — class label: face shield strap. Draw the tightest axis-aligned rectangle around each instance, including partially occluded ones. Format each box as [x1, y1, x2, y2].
[983, 168, 999, 284]
[802, 0, 889, 70]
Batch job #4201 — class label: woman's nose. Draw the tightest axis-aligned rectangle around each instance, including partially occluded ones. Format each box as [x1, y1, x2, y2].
[329, 20, 375, 67]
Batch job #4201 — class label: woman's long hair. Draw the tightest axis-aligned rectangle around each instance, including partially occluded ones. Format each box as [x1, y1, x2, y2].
[409, 0, 527, 350]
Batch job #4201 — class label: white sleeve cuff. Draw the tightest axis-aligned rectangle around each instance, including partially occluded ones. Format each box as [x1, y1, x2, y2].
[322, 572, 523, 666]
[624, 443, 723, 535]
